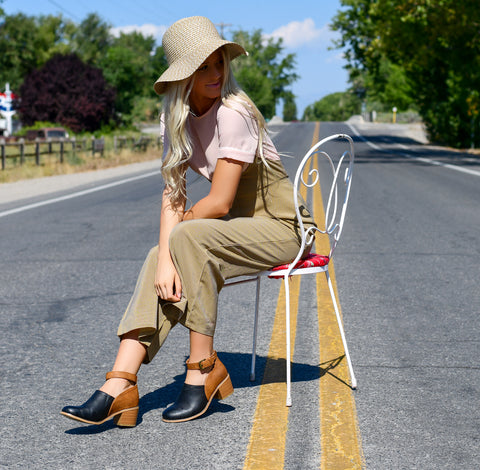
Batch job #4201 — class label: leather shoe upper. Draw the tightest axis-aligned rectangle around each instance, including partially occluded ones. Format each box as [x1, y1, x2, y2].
[62, 390, 114, 422]
[162, 384, 207, 421]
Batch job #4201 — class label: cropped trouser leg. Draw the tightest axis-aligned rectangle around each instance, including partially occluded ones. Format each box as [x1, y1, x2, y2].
[117, 217, 302, 363]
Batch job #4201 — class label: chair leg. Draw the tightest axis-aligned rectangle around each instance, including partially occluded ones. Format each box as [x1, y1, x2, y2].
[284, 276, 292, 407]
[250, 276, 261, 381]
[325, 270, 357, 389]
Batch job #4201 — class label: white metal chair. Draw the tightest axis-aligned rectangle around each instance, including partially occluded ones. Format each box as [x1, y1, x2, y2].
[224, 133, 356, 406]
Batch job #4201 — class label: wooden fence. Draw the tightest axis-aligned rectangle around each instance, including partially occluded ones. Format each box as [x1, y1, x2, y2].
[0, 135, 162, 170]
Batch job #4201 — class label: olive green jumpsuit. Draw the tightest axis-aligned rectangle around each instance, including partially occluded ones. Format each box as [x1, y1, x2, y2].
[117, 157, 315, 363]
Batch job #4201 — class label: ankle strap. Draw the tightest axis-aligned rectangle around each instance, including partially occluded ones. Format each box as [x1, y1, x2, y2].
[186, 351, 217, 372]
[106, 371, 137, 384]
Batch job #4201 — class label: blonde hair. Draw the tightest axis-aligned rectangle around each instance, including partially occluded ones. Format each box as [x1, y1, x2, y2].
[161, 47, 269, 209]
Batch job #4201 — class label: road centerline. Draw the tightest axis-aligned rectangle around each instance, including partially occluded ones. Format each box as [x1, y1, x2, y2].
[311, 139, 364, 468]
[243, 140, 312, 469]
[244, 123, 364, 469]
[242, 276, 302, 469]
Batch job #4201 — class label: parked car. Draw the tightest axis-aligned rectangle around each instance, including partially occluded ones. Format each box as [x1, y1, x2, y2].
[26, 127, 69, 141]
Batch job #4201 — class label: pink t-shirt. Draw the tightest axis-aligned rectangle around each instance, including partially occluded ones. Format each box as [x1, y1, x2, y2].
[162, 99, 279, 181]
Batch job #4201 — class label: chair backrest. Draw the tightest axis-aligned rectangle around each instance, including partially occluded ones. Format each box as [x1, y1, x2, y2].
[292, 133, 354, 265]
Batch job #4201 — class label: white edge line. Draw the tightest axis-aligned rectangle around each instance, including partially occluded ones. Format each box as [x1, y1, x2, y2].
[346, 123, 480, 177]
[346, 123, 381, 150]
[0, 170, 161, 218]
[399, 153, 480, 176]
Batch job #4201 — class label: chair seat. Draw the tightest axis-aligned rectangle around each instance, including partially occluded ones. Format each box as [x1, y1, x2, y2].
[269, 253, 330, 278]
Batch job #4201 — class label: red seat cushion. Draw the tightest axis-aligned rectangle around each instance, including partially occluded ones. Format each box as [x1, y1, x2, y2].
[271, 253, 329, 272]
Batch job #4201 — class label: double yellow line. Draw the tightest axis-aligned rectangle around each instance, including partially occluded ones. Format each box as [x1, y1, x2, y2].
[243, 122, 364, 469]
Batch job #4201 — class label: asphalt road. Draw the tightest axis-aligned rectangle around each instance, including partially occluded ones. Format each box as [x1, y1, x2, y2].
[341, 120, 480, 469]
[0, 121, 479, 469]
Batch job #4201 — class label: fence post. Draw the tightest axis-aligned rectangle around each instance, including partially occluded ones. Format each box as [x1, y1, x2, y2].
[1, 138, 5, 170]
[91, 136, 95, 156]
[114, 135, 117, 153]
[35, 138, 40, 165]
[47, 137, 52, 154]
[19, 138, 25, 165]
[60, 138, 64, 163]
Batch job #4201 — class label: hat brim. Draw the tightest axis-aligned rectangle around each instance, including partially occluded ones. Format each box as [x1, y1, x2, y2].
[153, 42, 247, 95]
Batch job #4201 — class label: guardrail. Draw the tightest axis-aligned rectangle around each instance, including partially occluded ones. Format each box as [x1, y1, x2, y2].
[0, 135, 162, 170]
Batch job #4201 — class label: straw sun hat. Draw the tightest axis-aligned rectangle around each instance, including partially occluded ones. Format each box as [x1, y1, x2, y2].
[153, 16, 247, 95]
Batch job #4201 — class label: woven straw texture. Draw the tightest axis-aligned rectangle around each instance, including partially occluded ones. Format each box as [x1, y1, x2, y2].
[154, 16, 246, 95]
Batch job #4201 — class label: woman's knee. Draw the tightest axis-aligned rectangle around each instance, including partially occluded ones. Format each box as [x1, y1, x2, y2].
[169, 221, 200, 253]
[146, 245, 158, 260]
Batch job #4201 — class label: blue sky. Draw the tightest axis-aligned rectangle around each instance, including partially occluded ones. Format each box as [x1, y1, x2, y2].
[3, 0, 349, 117]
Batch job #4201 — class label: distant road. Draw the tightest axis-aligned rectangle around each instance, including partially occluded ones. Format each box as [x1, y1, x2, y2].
[0, 121, 478, 469]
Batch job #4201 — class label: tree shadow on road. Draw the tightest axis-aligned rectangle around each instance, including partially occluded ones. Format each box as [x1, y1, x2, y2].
[350, 133, 480, 167]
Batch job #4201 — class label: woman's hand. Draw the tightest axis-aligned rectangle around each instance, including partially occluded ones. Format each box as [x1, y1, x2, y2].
[155, 185, 185, 302]
[154, 255, 182, 302]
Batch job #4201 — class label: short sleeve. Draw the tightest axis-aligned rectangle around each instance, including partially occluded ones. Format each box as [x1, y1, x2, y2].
[217, 104, 259, 163]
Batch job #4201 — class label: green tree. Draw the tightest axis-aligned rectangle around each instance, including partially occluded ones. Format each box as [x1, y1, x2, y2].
[331, 1, 415, 113]
[0, 13, 76, 91]
[0, 9, 164, 126]
[71, 13, 112, 65]
[364, 61, 414, 112]
[36, 15, 77, 59]
[150, 45, 168, 93]
[99, 31, 157, 118]
[332, 0, 480, 147]
[230, 29, 298, 119]
[303, 92, 361, 122]
[282, 92, 297, 121]
[234, 65, 275, 117]
[0, 14, 41, 91]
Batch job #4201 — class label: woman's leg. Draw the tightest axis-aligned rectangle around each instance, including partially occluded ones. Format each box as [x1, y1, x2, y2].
[169, 217, 302, 338]
[99, 329, 147, 397]
[185, 330, 214, 386]
[161, 217, 301, 422]
[161, 329, 232, 423]
[61, 329, 145, 426]
[117, 246, 186, 363]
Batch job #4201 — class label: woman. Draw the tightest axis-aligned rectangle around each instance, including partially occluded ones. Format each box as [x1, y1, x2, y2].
[61, 16, 315, 427]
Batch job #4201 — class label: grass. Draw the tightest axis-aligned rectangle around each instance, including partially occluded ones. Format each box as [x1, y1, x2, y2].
[0, 136, 163, 184]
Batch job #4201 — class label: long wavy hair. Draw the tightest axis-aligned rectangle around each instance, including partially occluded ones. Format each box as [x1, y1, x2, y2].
[161, 47, 269, 210]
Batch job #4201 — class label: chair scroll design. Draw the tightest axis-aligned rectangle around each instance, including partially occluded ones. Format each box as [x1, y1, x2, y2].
[225, 133, 356, 407]
[291, 133, 354, 275]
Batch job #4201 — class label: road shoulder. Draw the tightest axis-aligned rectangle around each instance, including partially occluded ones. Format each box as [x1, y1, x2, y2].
[0, 158, 162, 206]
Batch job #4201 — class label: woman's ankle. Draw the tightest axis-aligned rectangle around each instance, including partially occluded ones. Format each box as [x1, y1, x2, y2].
[100, 378, 133, 397]
[185, 368, 208, 386]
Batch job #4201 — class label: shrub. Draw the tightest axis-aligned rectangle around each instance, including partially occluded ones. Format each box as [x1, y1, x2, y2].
[19, 54, 116, 133]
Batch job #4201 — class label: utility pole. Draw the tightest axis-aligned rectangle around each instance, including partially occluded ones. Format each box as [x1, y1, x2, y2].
[215, 22, 232, 38]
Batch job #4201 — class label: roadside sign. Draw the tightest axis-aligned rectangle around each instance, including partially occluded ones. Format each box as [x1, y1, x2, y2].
[0, 83, 18, 136]
[0, 86, 17, 112]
